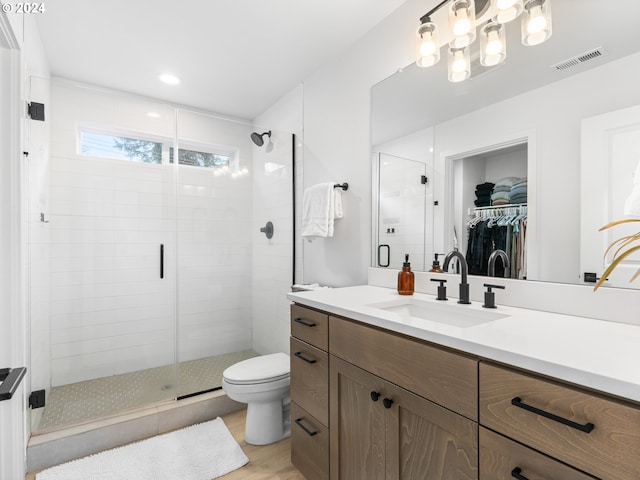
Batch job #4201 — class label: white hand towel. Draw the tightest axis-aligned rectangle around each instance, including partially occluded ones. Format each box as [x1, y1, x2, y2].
[302, 183, 343, 240]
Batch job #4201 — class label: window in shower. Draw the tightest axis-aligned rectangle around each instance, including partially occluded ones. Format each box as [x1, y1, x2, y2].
[79, 129, 165, 163]
[169, 146, 230, 168]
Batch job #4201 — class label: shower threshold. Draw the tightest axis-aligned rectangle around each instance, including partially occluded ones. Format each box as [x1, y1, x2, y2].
[34, 349, 258, 433]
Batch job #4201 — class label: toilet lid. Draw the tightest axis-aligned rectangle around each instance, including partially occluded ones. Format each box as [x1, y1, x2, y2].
[223, 352, 290, 385]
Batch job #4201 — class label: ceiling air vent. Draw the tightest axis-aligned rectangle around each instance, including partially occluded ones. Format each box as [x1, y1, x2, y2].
[551, 47, 605, 71]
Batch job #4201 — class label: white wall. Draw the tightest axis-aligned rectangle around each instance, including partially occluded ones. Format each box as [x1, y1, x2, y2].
[301, 0, 425, 287]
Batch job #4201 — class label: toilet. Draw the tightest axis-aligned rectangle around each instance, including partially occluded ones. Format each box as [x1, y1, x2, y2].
[222, 352, 291, 445]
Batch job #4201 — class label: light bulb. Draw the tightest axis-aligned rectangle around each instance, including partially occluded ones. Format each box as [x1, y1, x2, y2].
[416, 21, 440, 67]
[448, 47, 470, 82]
[486, 31, 503, 55]
[527, 5, 547, 33]
[453, 9, 471, 35]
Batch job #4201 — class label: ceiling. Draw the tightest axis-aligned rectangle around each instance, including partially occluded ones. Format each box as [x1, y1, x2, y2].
[35, 0, 409, 120]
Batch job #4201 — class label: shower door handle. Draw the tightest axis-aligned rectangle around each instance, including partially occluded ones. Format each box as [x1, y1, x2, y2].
[378, 244, 390, 267]
[160, 244, 164, 279]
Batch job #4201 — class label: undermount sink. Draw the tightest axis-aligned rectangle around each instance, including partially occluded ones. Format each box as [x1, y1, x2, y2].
[367, 297, 509, 328]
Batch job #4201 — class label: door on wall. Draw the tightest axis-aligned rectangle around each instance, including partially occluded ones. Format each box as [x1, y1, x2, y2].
[375, 153, 429, 271]
[581, 104, 640, 289]
[0, 18, 27, 480]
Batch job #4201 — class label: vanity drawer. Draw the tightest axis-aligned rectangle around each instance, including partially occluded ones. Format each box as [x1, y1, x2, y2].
[330, 316, 478, 420]
[290, 337, 329, 427]
[291, 304, 329, 351]
[480, 427, 594, 480]
[480, 362, 640, 480]
[291, 402, 329, 480]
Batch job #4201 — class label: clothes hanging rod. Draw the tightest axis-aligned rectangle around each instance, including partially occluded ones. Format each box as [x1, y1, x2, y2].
[334, 183, 349, 191]
[474, 202, 527, 210]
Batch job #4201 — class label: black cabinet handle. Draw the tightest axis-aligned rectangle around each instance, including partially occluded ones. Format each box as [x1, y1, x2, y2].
[0, 367, 27, 401]
[295, 418, 318, 437]
[370, 391, 381, 402]
[294, 352, 317, 364]
[294, 317, 316, 328]
[383, 397, 394, 409]
[511, 467, 529, 480]
[160, 244, 164, 279]
[511, 397, 595, 433]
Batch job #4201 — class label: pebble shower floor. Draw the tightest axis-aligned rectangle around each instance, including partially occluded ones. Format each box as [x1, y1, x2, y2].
[35, 350, 258, 431]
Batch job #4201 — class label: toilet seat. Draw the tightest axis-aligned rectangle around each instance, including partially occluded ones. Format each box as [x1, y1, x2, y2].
[223, 352, 290, 385]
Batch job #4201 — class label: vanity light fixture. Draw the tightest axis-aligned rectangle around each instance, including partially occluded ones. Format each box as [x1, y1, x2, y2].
[448, 46, 471, 82]
[480, 21, 506, 66]
[522, 0, 552, 46]
[415, 0, 552, 81]
[495, 0, 523, 23]
[449, 0, 477, 48]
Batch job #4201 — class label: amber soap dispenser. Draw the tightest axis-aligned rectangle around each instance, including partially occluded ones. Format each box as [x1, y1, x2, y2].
[397, 254, 415, 295]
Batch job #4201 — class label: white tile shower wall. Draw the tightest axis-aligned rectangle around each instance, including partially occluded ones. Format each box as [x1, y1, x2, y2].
[48, 81, 255, 386]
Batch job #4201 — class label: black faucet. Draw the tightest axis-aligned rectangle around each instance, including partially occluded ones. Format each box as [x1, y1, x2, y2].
[488, 249, 510, 277]
[443, 250, 471, 304]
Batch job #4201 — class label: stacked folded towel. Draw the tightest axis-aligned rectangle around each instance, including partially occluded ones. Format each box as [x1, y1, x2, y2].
[510, 178, 528, 204]
[491, 177, 519, 205]
[474, 182, 495, 207]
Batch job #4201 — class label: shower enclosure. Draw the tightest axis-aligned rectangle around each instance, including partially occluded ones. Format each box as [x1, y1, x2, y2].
[29, 80, 294, 432]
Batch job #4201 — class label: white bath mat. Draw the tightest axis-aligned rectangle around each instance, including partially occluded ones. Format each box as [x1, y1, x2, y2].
[36, 417, 249, 480]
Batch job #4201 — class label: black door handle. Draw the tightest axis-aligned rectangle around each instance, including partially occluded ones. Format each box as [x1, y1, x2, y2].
[511, 397, 595, 433]
[0, 367, 27, 401]
[160, 244, 164, 279]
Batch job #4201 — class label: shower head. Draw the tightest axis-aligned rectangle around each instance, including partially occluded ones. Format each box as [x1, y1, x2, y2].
[251, 130, 271, 147]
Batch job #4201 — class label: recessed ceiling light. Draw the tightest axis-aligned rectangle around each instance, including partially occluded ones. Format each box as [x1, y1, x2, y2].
[159, 73, 181, 85]
[147, 112, 161, 118]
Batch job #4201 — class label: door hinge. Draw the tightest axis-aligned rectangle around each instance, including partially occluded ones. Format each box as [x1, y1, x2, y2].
[27, 102, 45, 121]
[421, 175, 428, 184]
[29, 389, 46, 409]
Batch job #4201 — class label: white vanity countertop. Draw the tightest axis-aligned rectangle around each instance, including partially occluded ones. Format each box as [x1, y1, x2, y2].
[287, 285, 640, 404]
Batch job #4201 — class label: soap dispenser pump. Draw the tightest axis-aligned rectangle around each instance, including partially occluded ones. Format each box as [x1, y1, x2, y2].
[398, 254, 415, 295]
[429, 253, 443, 272]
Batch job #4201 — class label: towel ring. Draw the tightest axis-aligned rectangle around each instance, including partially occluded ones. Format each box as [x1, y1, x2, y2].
[333, 183, 348, 191]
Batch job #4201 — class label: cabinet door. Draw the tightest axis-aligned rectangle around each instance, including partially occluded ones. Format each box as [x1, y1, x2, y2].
[384, 381, 478, 480]
[330, 356, 386, 480]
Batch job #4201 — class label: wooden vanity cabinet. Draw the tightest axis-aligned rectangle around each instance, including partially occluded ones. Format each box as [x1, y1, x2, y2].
[329, 316, 479, 480]
[479, 427, 595, 480]
[480, 362, 640, 480]
[330, 355, 478, 480]
[290, 305, 330, 480]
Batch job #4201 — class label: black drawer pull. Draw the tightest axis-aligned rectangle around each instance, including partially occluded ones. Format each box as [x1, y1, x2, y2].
[383, 397, 394, 409]
[294, 352, 317, 364]
[511, 467, 529, 480]
[370, 391, 381, 402]
[511, 397, 595, 433]
[294, 317, 316, 328]
[295, 418, 318, 436]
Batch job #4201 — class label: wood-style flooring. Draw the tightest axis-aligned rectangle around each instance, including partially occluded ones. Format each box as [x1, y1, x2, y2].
[26, 409, 305, 480]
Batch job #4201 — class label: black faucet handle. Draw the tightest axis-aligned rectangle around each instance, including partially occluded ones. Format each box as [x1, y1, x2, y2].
[483, 284, 505, 308]
[431, 278, 448, 301]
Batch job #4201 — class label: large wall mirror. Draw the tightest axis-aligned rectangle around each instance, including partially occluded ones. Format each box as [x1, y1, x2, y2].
[372, 0, 640, 287]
